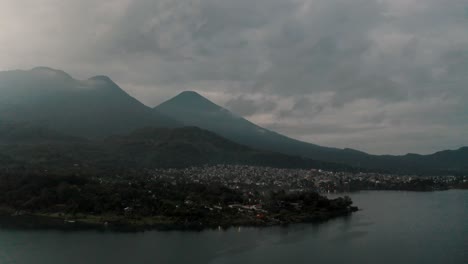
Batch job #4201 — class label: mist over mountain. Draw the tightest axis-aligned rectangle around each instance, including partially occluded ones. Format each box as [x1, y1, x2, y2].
[0, 67, 466, 175]
[0, 67, 178, 138]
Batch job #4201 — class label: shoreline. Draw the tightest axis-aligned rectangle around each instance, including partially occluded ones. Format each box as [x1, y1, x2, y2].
[2, 189, 465, 232]
[0, 206, 358, 232]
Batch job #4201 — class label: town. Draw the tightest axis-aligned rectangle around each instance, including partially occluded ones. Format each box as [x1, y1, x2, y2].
[1, 165, 466, 231]
[143, 165, 468, 194]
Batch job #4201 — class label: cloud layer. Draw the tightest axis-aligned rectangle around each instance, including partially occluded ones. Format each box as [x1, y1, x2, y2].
[1, 0, 467, 154]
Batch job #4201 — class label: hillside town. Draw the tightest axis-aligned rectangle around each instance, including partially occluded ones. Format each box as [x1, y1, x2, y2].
[1, 164, 465, 231]
[143, 165, 467, 194]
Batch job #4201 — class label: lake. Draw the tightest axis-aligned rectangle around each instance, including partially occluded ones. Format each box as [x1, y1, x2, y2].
[0, 190, 466, 264]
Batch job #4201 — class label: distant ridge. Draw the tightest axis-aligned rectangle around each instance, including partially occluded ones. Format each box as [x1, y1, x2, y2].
[155, 91, 468, 175]
[0, 125, 353, 171]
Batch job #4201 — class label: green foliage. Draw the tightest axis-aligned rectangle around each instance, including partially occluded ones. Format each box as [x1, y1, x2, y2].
[0, 171, 356, 229]
[0, 125, 352, 171]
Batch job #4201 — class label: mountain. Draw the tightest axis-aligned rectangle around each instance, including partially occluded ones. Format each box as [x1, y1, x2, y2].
[155, 91, 468, 175]
[156, 92, 340, 152]
[103, 126, 353, 169]
[0, 121, 84, 144]
[0, 67, 178, 138]
[1, 67, 465, 174]
[0, 125, 352, 171]
[154, 91, 363, 162]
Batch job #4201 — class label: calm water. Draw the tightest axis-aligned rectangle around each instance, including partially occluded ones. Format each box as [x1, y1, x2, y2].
[0, 190, 466, 264]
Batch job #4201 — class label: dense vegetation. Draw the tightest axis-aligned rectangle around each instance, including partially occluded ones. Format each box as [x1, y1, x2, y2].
[0, 171, 356, 230]
[0, 121, 359, 230]
[0, 123, 355, 172]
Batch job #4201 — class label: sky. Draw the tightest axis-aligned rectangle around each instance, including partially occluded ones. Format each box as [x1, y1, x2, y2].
[1, 0, 467, 155]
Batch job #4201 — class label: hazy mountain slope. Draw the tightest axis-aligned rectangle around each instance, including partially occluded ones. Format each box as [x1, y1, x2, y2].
[108, 127, 351, 169]
[1, 67, 465, 174]
[0, 121, 82, 143]
[154, 91, 468, 174]
[0, 67, 178, 138]
[0, 125, 352, 171]
[156, 92, 345, 152]
[155, 92, 366, 161]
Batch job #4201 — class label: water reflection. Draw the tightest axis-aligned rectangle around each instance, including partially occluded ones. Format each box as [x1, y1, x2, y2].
[0, 190, 465, 264]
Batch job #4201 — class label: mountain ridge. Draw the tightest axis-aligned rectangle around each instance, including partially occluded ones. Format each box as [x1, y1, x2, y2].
[154, 90, 468, 174]
[0, 67, 179, 138]
[1, 67, 466, 174]
[0, 123, 353, 171]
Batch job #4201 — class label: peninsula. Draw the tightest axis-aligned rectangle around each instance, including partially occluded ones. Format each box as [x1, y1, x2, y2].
[0, 168, 357, 231]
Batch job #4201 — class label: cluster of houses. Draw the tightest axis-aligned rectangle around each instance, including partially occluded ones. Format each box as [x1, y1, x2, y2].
[91, 165, 466, 217]
[144, 165, 467, 193]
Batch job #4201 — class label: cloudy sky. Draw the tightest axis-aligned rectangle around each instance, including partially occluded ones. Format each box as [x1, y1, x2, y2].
[1, 0, 467, 154]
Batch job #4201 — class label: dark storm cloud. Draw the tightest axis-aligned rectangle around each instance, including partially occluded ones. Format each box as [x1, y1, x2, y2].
[1, 0, 468, 154]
